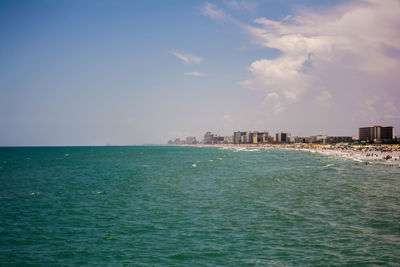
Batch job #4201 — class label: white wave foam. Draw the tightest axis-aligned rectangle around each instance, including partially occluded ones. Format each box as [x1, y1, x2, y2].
[323, 164, 334, 168]
[245, 149, 260, 152]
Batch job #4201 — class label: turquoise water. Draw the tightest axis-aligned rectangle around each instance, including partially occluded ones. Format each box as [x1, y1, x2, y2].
[0, 146, 399, 266]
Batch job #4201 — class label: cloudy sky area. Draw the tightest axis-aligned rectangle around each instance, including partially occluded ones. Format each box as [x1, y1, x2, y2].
[1, 0, 399, 145]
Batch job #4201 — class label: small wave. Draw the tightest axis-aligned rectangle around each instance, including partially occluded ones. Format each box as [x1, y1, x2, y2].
[323, 164, 334, 168]
[244, 149, 260, 152]
[65, 154, 70, 157]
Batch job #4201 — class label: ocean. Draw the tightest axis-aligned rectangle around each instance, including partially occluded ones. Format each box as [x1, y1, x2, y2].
[0, 146, 399, 266]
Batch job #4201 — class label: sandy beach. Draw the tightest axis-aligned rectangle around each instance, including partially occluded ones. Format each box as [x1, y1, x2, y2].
[278, 144, 400, 166]
[195, 143, 400, 167]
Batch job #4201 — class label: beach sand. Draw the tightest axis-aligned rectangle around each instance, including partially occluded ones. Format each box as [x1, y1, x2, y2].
[268, 144, 400, 167]
[205, 143, 400, 167]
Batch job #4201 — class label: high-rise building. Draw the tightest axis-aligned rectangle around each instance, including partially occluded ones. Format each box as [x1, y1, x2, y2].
[235, 131, 269, 144]
[233, 131, 248, 144]
[213, 136, 225, 144]
[359, 127, 371, 141]
[382, 126, 394, 141]
[233, 131, 241, 144]
[186, 137, 197, 144]
[248, 132, 256, 144]
[257, 132, 268, 143]
[359, 125, 394, 142]
[204, 132, 214, 144]
[276, 132, 290, 143]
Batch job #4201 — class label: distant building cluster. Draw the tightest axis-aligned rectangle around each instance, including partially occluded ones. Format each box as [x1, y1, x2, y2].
[167, 136, 198, 145]
[204, 132, 232, 144]
[231, 131, 355, 145]
[234, 131, 270, 144]
[167, 125, 397, 145]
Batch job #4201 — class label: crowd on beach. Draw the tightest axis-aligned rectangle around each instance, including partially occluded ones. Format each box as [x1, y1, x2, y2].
[203, 143, 400, 167]
[265, 143, 400, 166]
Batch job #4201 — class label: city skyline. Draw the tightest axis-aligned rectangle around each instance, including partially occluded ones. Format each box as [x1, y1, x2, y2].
[169, 124, 396, 146]
[1, 0, 400, 146]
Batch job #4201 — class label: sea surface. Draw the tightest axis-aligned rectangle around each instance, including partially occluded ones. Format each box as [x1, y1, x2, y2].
[0, 146, 399, 266]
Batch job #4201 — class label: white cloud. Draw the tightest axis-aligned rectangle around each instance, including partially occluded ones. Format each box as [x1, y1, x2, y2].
[170, 51, 202, 64]
[201, 1, 400, 133]
[242, 0, 400, 117]
[184, 72, 206, 77]
[244, 56, 311, 101]
[202, 3, 230, 21]
[267, 92, 279, 100]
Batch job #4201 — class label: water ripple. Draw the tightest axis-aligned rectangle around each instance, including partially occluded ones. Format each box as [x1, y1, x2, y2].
[0, 146, 399, 265]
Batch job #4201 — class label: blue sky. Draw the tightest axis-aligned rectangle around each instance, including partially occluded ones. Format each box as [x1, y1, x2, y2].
[1, 0, 399, 145]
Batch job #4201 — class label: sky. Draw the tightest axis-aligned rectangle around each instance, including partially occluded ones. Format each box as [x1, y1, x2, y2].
[1, 0, 399, 146]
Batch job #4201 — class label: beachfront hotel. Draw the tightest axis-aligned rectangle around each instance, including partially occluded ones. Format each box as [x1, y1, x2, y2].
[359, 125, 394, 143]
[276, 132, 291, 143]
[204, 132, 214, 144]
[233, 131, 269, 144]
